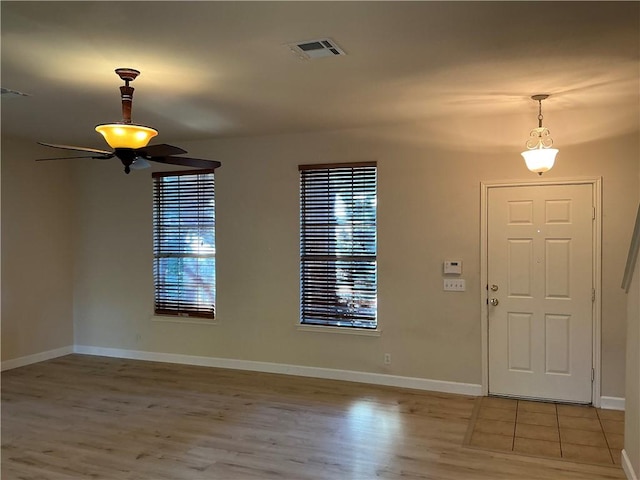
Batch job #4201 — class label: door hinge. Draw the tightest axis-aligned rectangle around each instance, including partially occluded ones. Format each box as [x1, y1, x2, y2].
[592, 288, 596, 302]
[591, 368, 595, 382]
[593, 207, 596, 220]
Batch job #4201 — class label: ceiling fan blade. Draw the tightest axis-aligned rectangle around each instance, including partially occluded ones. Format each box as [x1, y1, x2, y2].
[36, 155, 110, 161]
[136, 143, 187, 158]
[148, 156, 221, 170]
[38, 141, 113, 156]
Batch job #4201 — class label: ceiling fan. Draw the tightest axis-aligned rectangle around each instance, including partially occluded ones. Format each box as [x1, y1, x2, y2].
[37, 68, 221, 174]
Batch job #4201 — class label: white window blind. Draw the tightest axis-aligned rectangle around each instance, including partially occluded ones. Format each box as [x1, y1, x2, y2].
[153, 169, 216, 319]
[299, 162, 377, 329]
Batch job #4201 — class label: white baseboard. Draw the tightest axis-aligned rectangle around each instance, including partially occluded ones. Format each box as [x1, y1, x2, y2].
[74, 345, 482, 396]
[1, 345, 74, 372]
[622, 449, 638, 480]
[600, 396, 626, 411]
[3, 345, 626, 407]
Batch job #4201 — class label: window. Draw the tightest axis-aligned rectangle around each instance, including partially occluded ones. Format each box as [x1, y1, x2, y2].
[153, 169, 216, 319]
[299, 162, 377, 329]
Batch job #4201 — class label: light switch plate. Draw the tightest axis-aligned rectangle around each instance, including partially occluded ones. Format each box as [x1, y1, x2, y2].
[444, 279, 466, 291]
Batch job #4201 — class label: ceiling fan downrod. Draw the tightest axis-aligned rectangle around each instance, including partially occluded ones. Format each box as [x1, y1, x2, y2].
[115, 68, 140, 124]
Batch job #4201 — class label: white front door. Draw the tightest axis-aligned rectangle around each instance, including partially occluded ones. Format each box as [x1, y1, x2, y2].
[487, 183, 594, 403]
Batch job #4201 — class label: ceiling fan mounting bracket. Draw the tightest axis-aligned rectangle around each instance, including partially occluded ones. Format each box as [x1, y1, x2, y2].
[115, 68, 140, 84]
[531, 94, 550, 102]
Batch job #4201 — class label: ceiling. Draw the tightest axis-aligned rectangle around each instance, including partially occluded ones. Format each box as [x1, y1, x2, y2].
[2, 1, 639, 152]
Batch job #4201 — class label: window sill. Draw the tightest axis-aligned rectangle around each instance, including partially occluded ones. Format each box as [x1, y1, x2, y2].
[151, 315, 218, 326]
[297, 324, 381, 337]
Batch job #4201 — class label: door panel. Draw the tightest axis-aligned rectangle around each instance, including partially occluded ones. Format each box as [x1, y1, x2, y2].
[546, 239, 570, 298]
[508, 239, 533, 296]
[488, 184, 593, 403]
[507, 312, 532, 371]
[545, 314, 571, 374]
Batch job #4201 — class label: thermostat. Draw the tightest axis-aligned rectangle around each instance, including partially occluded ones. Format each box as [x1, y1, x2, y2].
[444, 260, 462, 275]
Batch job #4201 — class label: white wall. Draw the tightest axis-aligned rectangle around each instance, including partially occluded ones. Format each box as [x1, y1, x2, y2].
[1, 139, 74, 362]
[69, 123, 637, 396]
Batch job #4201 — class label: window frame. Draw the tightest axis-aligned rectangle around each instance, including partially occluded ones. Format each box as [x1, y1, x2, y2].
[299, 162, 378, 330]
[152, 168, 217, 320]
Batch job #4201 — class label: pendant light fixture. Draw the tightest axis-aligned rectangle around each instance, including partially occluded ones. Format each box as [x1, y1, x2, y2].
[95, 68, 158, 149]
[521, 94, 558, 175]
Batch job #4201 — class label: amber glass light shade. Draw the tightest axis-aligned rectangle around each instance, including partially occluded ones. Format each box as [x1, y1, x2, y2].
[95, 123, 158, 149]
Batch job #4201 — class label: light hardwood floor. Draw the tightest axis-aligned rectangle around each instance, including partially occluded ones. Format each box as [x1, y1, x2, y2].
[1, 355, 625, 479]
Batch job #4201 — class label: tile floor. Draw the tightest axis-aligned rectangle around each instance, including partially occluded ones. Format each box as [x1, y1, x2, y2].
[465, 396, 625, 466]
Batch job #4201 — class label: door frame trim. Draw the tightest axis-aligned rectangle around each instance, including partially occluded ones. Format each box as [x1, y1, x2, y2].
[480, 177, 602, 406]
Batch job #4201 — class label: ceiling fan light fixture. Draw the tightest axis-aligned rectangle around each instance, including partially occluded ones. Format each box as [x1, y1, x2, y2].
[95, 123, 158, 149]
[38, 68, 221, 175]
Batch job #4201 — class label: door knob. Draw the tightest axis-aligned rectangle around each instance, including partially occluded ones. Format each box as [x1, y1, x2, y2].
[490, 284, 499, 291]
[490, 298, 499, 306]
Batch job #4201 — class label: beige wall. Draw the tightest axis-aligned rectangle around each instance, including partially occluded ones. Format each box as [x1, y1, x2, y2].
[623, 153, 640, 477]
[1, 139, 74, 361]
[69, 123, 638, 396]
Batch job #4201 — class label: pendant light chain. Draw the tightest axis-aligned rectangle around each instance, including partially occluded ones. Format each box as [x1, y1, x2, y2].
[538, 99, 544, 128]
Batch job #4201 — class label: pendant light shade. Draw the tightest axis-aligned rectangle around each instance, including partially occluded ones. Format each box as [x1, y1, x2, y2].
[521, 94, 558, 175]
[521, 133, 558, 174]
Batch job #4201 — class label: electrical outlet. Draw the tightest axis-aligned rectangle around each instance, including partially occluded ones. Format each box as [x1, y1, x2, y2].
[384, 353, 391, 365]
[443, 279, 466, 291]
